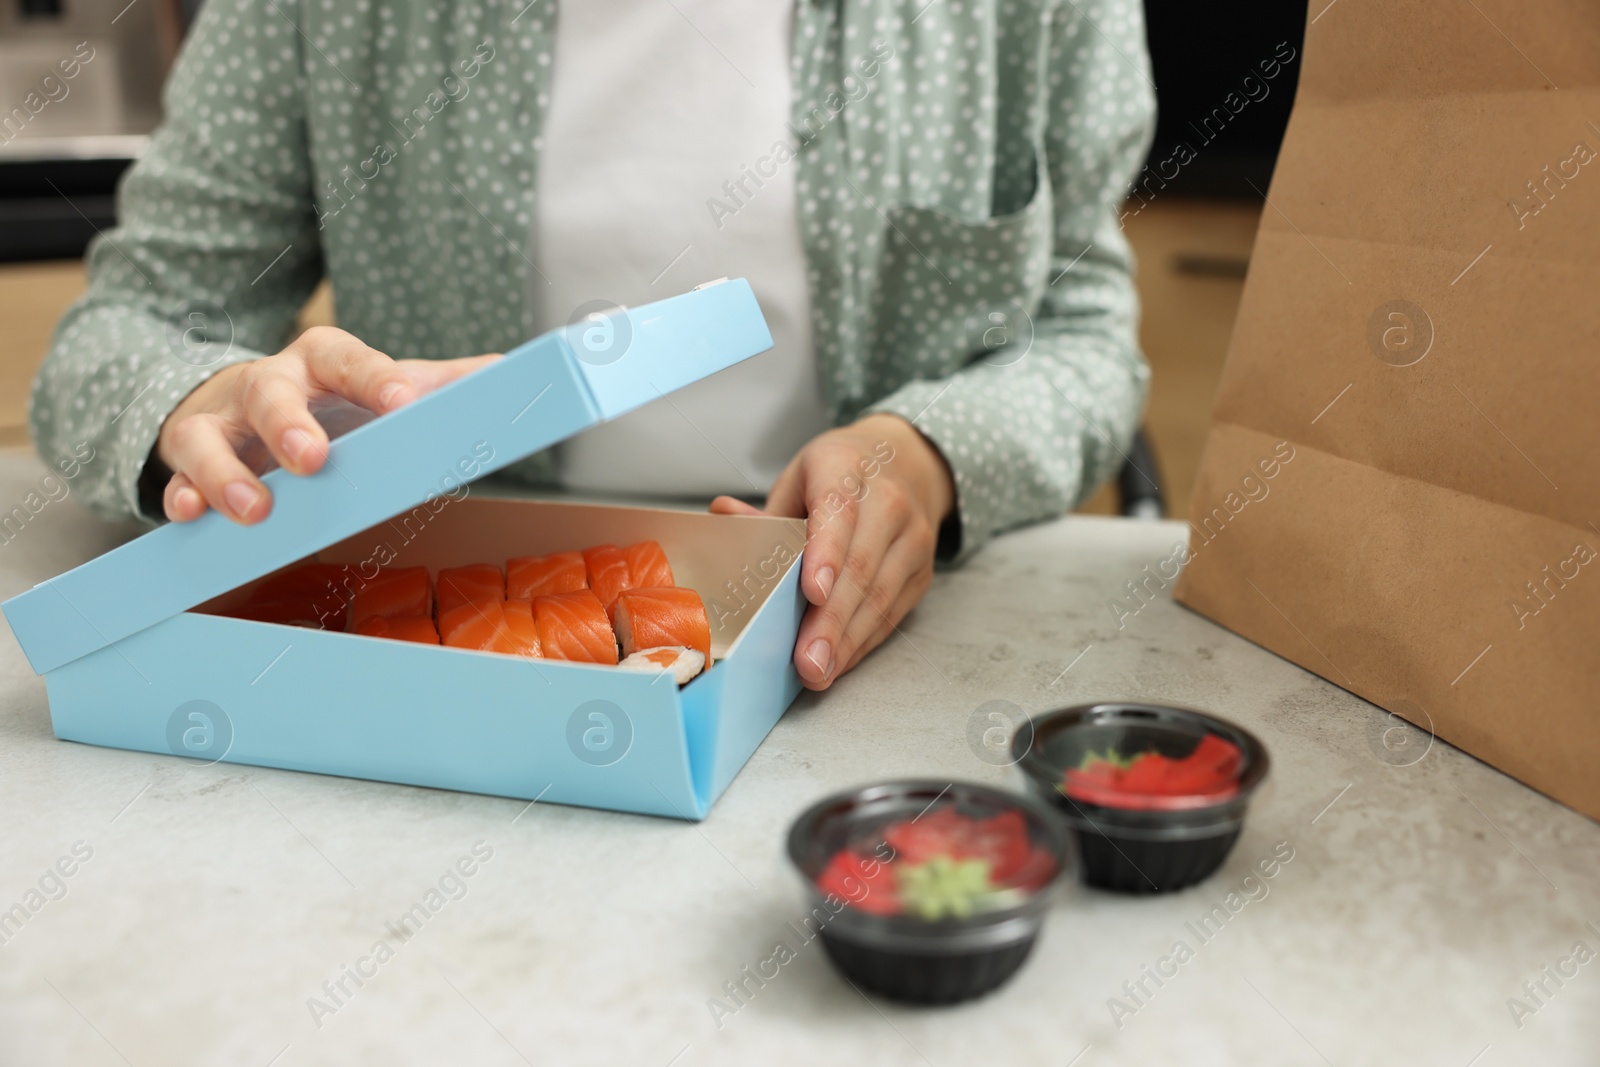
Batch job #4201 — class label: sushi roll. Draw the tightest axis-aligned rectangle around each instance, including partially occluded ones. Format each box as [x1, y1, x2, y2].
[610, 587, 711, 666]
[621, 540, 674, 589]
[506, 550, 588, 600]
[234, 598, 345, 631]
[582, 544, 633, 610]
[354, 614, 440, 645]
[249, 562, 352, 605]
[437, 600, 498, 652]
[618, 645, 706, 685]
[436, 564, 505, 617]
[533, 589, 619, 665]
[351, 566, 432, 626]
[236, 562, 352, 631]
[501, 599, 544, 657]
[438, 599, 541, 657]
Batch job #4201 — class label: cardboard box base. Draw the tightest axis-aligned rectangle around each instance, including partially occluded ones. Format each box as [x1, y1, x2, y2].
[43, 497, 807, 821]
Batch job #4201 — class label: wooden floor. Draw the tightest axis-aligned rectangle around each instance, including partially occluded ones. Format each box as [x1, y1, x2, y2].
[0, 197, 1261, 515]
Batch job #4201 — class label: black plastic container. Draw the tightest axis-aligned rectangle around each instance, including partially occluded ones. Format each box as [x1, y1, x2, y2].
[1012, 703, 1269, 894]
[786, 780, 1072, 1004]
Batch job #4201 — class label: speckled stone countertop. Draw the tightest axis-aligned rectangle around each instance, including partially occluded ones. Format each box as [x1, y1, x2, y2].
[1, 450, 1595, 1066]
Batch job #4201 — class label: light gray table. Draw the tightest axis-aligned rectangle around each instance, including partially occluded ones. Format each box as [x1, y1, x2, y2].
[1, 449, 1595, 1067]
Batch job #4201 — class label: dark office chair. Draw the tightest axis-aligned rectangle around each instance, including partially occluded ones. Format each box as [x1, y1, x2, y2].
[1117, 428, 1165, 520]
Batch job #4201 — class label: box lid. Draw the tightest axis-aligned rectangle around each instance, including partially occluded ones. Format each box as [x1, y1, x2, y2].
[3, 279, 773, 676]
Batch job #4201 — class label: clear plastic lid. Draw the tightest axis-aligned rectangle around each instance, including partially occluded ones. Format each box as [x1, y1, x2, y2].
[1016, 703, 1270, 828]
[787, 780, 1069, 926]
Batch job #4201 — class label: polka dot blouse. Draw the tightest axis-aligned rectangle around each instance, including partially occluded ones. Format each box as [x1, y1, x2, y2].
[29, 0, 1155, 562]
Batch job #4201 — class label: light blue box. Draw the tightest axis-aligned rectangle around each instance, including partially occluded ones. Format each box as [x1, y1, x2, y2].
[4, 279, 806, 820]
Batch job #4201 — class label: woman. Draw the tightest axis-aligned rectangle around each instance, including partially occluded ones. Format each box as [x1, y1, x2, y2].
[30, 0, 1154, 689]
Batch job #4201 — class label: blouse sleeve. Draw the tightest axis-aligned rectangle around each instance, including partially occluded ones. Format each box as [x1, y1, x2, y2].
[867, 0, 1156, 562]
[28, 0, 322, 524]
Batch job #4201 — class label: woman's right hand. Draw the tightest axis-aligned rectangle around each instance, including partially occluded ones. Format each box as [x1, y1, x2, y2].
[155, 326, 500, 524]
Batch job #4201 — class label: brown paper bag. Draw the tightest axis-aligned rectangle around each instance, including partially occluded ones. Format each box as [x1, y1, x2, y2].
[1172, 0, 1600, 821]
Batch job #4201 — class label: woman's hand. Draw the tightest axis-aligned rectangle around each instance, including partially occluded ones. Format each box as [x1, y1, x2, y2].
[711, 413, 955, 691]
[155, 326, 499, 524]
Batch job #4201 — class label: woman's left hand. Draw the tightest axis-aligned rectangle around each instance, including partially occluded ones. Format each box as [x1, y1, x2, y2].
[710, 413, 955, 690]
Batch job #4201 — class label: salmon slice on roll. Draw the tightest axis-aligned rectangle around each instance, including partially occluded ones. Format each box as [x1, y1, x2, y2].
[533, 589, 620, 665]
[507, 550, 588, 600]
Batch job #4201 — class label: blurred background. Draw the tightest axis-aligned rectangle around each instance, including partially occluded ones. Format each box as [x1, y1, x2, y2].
[0, 0, 1306, 517]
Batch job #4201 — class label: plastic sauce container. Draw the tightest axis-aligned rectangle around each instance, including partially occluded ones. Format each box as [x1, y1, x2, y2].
[786, 779, 1072, 1003]
[1012, 703, 1269, 893]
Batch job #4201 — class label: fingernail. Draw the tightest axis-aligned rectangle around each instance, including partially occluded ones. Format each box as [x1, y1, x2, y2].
[174, 487, 202, 516]
[815, 566, 835, 600]
[281, 428, 313, 465]
[223, 481, 259, 518]
[378, 381, 408, 410]
[804, 638, 832, 679]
